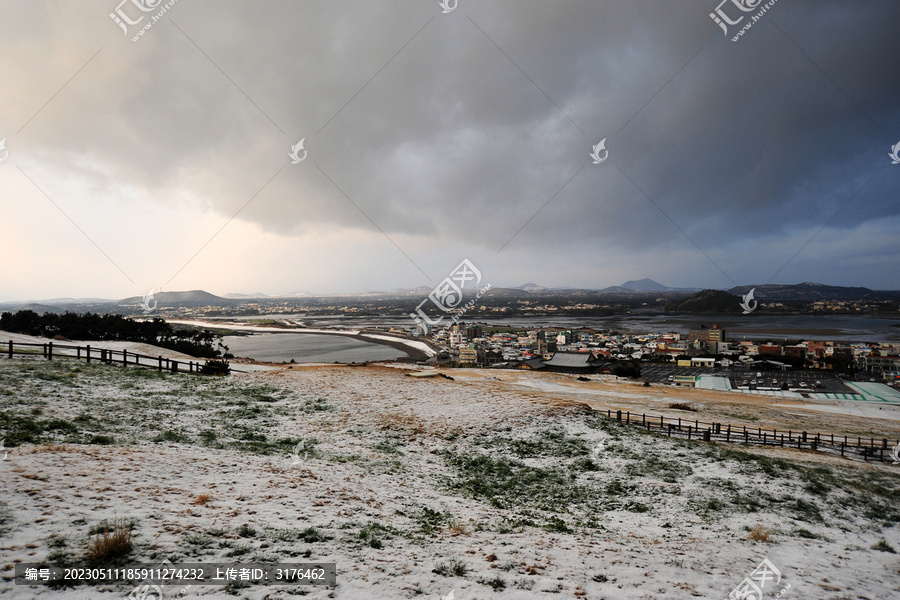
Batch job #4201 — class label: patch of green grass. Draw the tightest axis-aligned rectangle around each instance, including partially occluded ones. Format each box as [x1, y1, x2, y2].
[0, 413, 78, 446]
[300, 397, 335, 413]
[504, 427, 590, 459]
[478, 575, 506, 591]
[432, 557, 469, 577]
[237, 524, 256, 538]
[88, 435, 115, 445]
[88, 518, 136, 536]
[357, 522, 390, 549]
[441, 450, 601, 512]
[790, 498, 824, 524]
[152, 430, 190, 443]
[623, 454, 693, 481]
[225, 544, 252, 557]
[793, 528, 826, 540]
[415, 507, 450, 536]
[299, 527, 325, 543]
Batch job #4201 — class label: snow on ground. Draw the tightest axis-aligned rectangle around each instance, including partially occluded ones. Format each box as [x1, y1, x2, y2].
[0, 358, 899, 600]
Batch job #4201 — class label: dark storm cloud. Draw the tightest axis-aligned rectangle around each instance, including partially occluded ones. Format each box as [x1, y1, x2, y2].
[2, 0, 898, 292]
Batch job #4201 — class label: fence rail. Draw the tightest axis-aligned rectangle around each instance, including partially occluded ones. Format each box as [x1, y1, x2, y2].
[1, 340, 225, 376]
[601, 409, 899, 463]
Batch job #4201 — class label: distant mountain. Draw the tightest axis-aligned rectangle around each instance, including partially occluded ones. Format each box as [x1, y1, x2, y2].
[620, 278, 670, 292]
[666, 289, 743, 313]
[598, 279, 701, 294]
[117, 290, 230, 308]
[727, 282, 900, 303]
[224, 292, 269, 299]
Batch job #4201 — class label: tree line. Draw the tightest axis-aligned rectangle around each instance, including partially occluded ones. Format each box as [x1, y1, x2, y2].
[0, 310, 227, 359]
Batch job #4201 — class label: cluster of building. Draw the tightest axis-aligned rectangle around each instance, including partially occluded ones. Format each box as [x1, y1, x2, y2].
[409, 322, 900, 382]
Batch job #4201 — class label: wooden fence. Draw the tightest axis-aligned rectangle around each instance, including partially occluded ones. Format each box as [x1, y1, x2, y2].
[1, 340, 225, 375]
[601, 408, 899, 463]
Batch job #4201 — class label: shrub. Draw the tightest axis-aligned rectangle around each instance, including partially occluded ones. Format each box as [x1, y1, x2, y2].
[668, 402, 697, 412]
[748, 525, 771, 543]
[433, 557, 469, 577]
[479, 575, 506, 591]
[85, 524, 133, 565]
[201, 359, 230, 376]
[872, 539, 896, 553]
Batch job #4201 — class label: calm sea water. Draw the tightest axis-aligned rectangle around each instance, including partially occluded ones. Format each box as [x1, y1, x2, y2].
[224, 333, 407, 363]
[226, 313, 900, 342]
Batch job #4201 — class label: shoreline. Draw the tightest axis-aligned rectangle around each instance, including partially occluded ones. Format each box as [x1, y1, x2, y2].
[165, 319, 437, 361]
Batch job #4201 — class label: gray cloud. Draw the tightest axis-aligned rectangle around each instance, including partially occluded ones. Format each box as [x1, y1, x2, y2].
[1, 0, 898, 299]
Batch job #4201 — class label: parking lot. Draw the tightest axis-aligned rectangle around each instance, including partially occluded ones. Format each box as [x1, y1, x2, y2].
[641, 364, 851, 393]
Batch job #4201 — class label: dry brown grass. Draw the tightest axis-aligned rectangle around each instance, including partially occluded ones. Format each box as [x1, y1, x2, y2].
[375, 411, 426, 437]
[446, 517, 470, 536]
[748, 525, 771, 543]
[86, 523, 133, 564]
[192, 494, 213, 506]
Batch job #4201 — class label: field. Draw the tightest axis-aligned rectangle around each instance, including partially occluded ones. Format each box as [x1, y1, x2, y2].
[0, 357, 899, 599]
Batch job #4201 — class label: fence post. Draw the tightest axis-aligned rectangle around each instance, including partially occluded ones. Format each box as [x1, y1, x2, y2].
[802, 431, 807, 443]
[87, 345, 91, 363]
[43, 343, 47, 358]
[48, 342, 53, 360]
[616, 410, 621, 421]
[642, 413, 645, 426]
[171, 360, 178, 373]
[703, 429, 711, 442]
[158, 356, 163, 372]
[7, 341, 11, 358]
[626, 411, 630, 423]
[726, 424, 731, 441]
[688, 426, 692, 440]
[123, 350, 128, 367]
[660, 415, 664, 428]
[77, 347, 81, 360]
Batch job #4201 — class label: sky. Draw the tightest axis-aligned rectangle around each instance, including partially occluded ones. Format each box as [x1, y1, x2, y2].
[1, 0, 898, 302]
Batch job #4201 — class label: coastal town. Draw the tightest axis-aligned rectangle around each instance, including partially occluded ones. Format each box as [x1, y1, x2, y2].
[410, 321, 900, 391]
